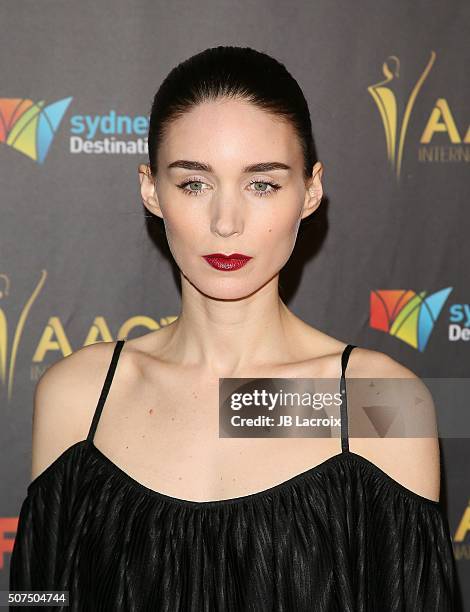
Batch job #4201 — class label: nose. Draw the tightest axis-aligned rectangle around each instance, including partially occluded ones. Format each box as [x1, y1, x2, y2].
[210, 197, 244, 238]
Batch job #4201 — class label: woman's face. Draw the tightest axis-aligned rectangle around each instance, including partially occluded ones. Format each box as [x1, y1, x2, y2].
[140, 97, 323, 300]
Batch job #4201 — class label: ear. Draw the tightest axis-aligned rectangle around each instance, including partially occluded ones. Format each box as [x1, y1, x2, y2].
[301, 161, 323, 220]
[138, 163, 163, 218]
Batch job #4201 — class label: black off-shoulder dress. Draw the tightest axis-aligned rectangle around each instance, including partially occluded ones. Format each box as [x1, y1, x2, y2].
[9, 340, 459, 611]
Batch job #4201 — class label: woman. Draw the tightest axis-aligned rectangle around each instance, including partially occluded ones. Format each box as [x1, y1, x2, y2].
[10, 46, 458, 611]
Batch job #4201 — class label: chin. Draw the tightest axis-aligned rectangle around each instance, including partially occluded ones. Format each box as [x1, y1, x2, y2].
[187, 275, 265, 301]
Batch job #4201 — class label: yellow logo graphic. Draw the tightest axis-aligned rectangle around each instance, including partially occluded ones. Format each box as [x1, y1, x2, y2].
[0, 271, 47, 401]
[368, 51, 436, 180]
[0, 270, 177, 401]
[454, 499, 470, 561]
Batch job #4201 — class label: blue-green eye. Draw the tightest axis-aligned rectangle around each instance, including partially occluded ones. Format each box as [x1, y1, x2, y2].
[248, 180, 281, 197]
[177, 180, 208, 196]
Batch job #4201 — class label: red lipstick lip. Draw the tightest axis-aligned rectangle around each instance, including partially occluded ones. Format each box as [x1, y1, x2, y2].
[204, 253, 251, 259]
[202, 253, 252, 271]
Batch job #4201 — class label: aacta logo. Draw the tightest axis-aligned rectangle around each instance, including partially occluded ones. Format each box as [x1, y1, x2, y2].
[0, 97, 72, 163]
[0, 270, 177, 401]
[368, 50, 470, 181]
[369, 287, 452, 351]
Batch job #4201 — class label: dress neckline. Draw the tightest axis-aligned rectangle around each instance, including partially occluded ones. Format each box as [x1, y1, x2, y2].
[86, 439, 440, 508]
[27, 437, 441, 509]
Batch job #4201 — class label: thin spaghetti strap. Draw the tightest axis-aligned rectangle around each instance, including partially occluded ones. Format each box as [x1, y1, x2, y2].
[340, 344, 357, 453]
[86, 339, 126, 443]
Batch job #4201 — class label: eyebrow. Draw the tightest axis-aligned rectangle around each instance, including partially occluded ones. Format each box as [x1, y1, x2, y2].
[167, 160, 291, 173]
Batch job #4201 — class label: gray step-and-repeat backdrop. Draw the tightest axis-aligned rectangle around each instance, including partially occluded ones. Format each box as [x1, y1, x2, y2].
[1, 1, 468, 607]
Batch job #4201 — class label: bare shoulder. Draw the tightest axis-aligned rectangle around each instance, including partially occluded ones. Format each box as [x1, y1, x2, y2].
[347, 345, 419, 379]
[347, 346, 441, 503]
[30, 340, 124, 482]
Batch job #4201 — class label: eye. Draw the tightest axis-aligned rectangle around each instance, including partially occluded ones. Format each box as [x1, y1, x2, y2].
[248, 179, 282, 197]
[176, 178, 282, 198]
[177, 179, 210, 197]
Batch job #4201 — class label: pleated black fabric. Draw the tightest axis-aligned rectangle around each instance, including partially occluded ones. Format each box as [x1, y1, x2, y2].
[10, 341, 459, 611]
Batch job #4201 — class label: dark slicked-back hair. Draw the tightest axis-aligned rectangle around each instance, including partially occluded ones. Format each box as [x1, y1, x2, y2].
[147, 45, 317, 180]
